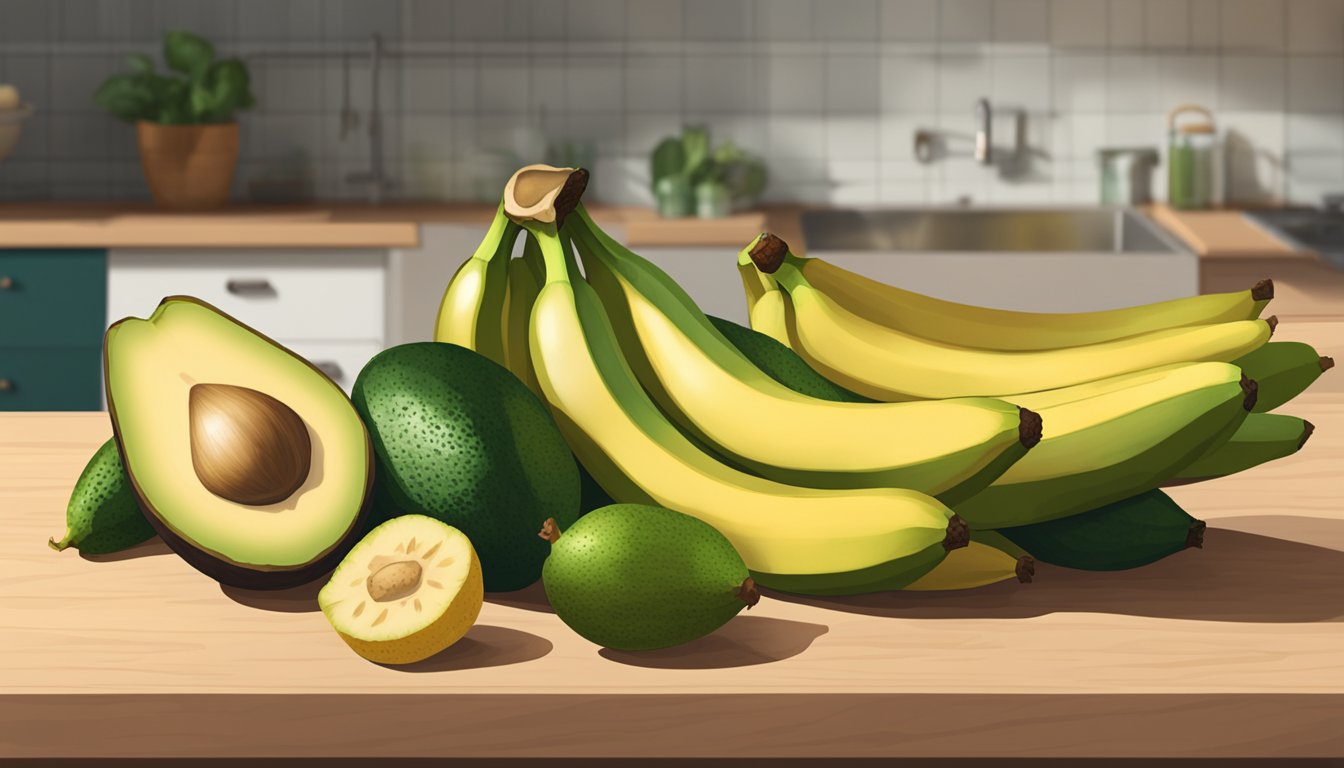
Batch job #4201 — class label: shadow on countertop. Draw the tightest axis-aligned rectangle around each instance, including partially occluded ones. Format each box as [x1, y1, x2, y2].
[598, 615, 829, 670]
[767, 517, 1344, 624]
[381, 625, 553, 673]
[79, 537, 172, 562]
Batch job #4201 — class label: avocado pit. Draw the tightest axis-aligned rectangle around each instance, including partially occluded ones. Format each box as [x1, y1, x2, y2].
[188, 382, 313, 506]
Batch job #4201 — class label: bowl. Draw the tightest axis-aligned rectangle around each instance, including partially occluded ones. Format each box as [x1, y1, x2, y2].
[0, 104, 36, 163]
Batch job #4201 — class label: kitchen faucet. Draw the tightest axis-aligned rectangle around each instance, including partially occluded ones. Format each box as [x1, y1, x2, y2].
[974, 98, 992, 165]
[344, 34, 393, 204]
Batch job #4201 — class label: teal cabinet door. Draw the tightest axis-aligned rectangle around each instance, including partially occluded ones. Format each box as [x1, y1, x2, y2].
[0, 346, 104, 411]
[0, 250, 107, 347]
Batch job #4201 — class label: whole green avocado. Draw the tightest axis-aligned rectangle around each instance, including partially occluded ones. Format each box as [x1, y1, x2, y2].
[541, 504, 759, 651]
[352, 342, 581, 591]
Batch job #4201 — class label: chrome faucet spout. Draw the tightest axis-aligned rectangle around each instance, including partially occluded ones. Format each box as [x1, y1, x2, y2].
[974, 98, 992, 165]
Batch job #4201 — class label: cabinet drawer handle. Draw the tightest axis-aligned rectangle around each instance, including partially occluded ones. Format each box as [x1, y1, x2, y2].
[0, 276, 13, 290]
[313, 361, 344, 381]
[226, 278, 276, 297]
[0, 378, 13, 392]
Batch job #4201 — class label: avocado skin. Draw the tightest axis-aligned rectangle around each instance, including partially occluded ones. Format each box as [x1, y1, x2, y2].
[706, 315, 873, 402]
[352, 342, 581, 592]
[53, 438, 156, 555]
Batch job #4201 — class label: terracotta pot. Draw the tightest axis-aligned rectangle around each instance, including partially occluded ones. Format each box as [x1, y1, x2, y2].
[136, 121, 239, 209]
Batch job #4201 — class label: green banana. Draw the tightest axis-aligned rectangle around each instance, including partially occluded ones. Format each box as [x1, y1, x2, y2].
[904, 531, 1035, 590]
[50, 438, 156, 555]
[706, 315, 872, 403]
[747, 233, 1275, 401]
[509, 166, 965, 595]
[433, 201, 520, 360]
[770, 246, 1271, 351]
[568, 209, 1040, 504]
[1231, 342, 1334, 412]
[502, 238, 544, 393]
[954, 362, 1257, 528]
[998, 490, 1205, 571]
[1167, 413, 1314, 485]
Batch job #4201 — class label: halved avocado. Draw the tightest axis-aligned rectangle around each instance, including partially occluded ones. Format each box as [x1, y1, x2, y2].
[104, 296, 374, 589]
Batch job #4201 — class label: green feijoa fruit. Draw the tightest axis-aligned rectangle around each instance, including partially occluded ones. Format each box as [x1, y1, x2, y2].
[50, 438, 156, 555]
[540, 503, 759, 651]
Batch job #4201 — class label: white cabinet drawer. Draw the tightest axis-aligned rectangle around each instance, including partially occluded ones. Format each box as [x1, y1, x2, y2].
[108, 250, 387, 341]
[281, 339, 385, 394]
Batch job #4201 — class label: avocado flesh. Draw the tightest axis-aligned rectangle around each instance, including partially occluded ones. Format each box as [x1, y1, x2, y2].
[105, 297, 373, 586]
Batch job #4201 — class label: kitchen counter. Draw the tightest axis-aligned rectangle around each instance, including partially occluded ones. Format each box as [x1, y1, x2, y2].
[3, 397, 1343, 761]
[1145, 205, 1317, 260]
[0, 202, 802, 250]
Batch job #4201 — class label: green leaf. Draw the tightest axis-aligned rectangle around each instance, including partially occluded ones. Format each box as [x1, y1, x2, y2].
[164, 30, 215, 77]
[681, 125, 710, 172]
[125, 54, 155, 75]
[650, 137, 686, 192]
[189, 59, 254, 122]
[93, 74, 157, 123]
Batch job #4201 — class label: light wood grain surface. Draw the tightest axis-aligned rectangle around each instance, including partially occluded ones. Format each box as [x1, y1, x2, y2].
[1147, 205, 1317, 260]
[0, 203, 795, 250]
[3, 395, 1343, 758]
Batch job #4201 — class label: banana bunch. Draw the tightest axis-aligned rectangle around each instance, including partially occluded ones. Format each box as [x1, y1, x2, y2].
[436, 164, 1330, 595]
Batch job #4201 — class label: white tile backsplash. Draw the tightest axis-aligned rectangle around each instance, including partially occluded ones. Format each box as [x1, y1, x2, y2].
[1107, 0, 1145, 48]
[1146, 0, 1192, 49]
[1287, 55, 1344, 111]
[1050, 0, 1107, 48]
[940, 0, 995, 42]
[1288, 0, 1344, 52]
[826, 53, 881, 113]
[767, 53, 825, 113]
[1220, 54, 1288, 109]
[7, 0, 1344, 207]
[1220, 0, 1286, 51]
[880, 0, 939, 41]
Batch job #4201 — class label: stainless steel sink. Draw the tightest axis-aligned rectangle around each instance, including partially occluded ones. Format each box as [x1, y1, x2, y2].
[796, 207, 1197, 313]
[1245, 208, 1344, 271]
[801, 208, 1186, 254]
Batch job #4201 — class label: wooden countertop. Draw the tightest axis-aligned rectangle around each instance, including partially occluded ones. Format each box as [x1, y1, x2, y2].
[0, 202, 798, 250]
[1146, 205, 1318, 260]
[4, 387, 1344, 759]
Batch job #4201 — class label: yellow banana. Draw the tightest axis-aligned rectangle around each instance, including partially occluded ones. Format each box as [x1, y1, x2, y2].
[750, 237, 1273, 400]
[433, 201, 520, 363]
[904, 531, 1035, 590]
[788, 248, 1272, 350]
[506, 166, 966, 594]
[568, 209, 1041, 504]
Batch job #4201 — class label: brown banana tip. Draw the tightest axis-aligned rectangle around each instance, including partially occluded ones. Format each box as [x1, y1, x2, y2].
[1186, 519, 1207, 550]
[538, 518, 561, 544]
[748, 232, 789, 274]
[1321, 356, 1335, 373]
[1240, 374, 1259, 411]
[553, 168, 590, 227]
[1015, 556, 1035, 584]
[943, 514, 970, 551]
[736, 576, 761, 609]
[1299, 420, 1316, 451]
[1265, 315, 1279, 335]
[1251, 278, 1274, 301]
[1017, 407, 1043, 449]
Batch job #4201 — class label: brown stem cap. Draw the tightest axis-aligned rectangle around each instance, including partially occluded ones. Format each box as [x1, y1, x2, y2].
[1018, 407, 1043, 449]
[1240, 375, 1259, 411]
[1015, 556, 1035, 584]
[1251, 279, 1274, 301]
[735, 577, 761, 609]
[748, 232, 789, 274]
[1185, 519, 1207, 549]
[943, 514, 970, 551]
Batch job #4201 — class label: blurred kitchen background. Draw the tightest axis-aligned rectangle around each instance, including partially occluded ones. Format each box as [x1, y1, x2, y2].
[1, 0, 1342, 206]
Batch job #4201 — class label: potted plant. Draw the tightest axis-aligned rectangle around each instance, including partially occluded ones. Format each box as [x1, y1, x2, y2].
[95, 31, 255, 209]
[650, 126, 768, 219]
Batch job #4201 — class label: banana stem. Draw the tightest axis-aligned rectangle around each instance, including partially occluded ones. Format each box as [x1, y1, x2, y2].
[943, 514, 970, 551]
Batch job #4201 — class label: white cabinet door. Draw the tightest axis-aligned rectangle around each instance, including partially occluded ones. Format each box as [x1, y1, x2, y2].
[107, 249, 387, 341]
